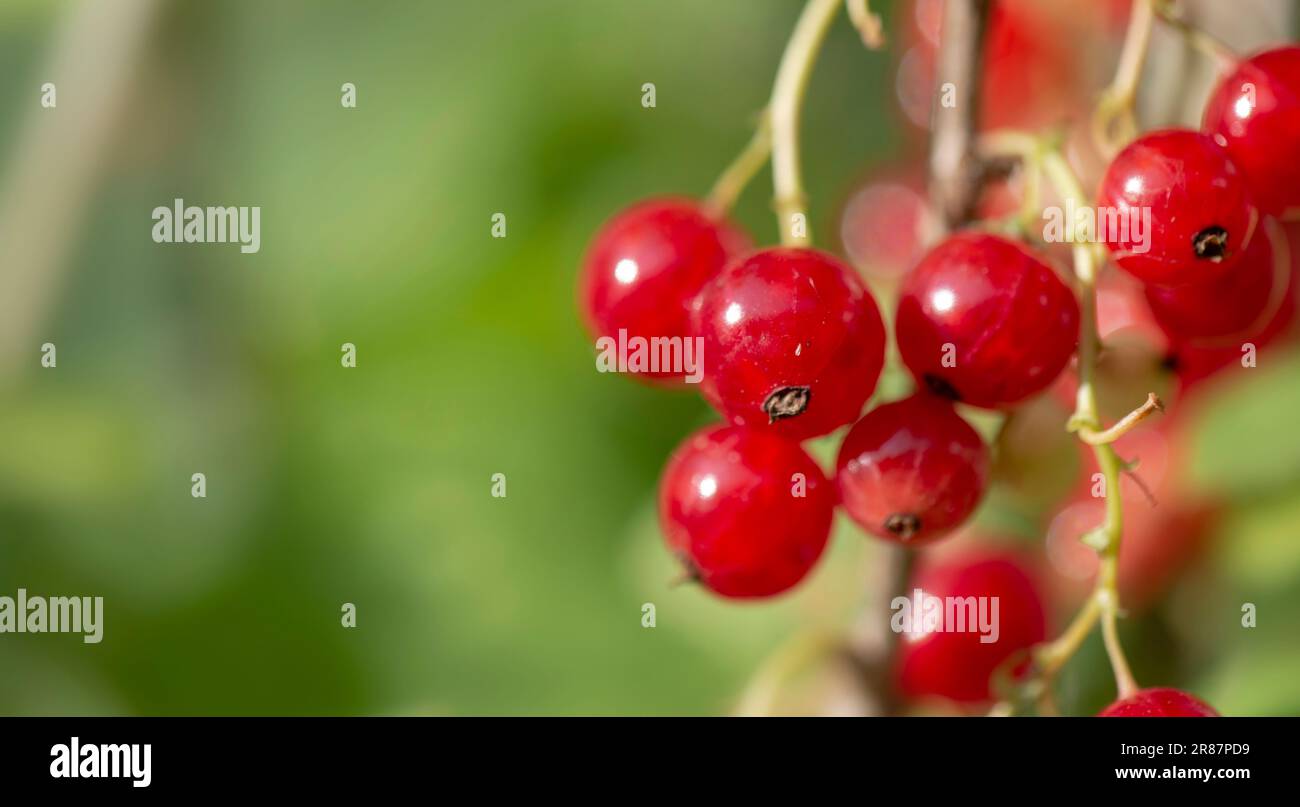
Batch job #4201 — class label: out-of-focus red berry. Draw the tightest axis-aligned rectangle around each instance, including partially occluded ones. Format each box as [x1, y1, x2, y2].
[895, 550, 1047, 704]
[839, 169, 933, 282]
[1100, 688, 1219, 717]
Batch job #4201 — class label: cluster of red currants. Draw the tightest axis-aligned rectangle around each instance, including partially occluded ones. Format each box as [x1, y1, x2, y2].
[580, 204, 1068, 596]
[1098, 47, 1300, 365]
[579, 196, 1078, 706]
[575, 29, 1300, 723]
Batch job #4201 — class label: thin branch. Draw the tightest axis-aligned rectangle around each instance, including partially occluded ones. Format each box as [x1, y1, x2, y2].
[1152, 0, 1239, 71]
[927, 0, 992, 233]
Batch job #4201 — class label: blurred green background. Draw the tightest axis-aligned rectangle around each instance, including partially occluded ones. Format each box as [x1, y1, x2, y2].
[0, 0, 1298, 716]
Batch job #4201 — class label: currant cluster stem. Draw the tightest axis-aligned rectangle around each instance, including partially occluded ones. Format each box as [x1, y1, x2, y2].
[706, 112, 772, 217]
[770, 0, 841, 246]
[1094, 0, 1243, 158]
[1093, 0, 1155, 158]
[1152, 0, 1240, 71]
[977, 132, 1150, 707]
[1042, 146, 1141, 701]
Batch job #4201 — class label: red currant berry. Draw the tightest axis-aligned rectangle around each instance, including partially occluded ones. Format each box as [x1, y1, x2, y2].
[1204, 46, 1300, 216]
[578, 197, 749, 383]
[1171, 222, 1300, 392]
[895, 550, 1047, 704]
[895, 232, 1080, 409]
[1097, 129, 1259, 286]
[836, 394, 988, 545]
[658, 425, 834, 598]
[692, 247, 887, 441]
[1099, 687, 1219, 717]
[1144, 218, 1279, 343]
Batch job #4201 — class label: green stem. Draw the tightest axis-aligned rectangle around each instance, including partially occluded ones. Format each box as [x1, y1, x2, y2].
[1093, 0, 1155, 158]
[1151, 0, 1239, 72]
[770, 0, 841, 246]
[706, 112, 772, 217]
[1045, 147, 1140, 701]
[978, 132, 1147, 709]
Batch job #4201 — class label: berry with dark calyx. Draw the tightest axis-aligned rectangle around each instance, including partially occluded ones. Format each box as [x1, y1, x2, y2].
[1171, 221, 1300, 393]
[1097, 129, 1259, 286]
[1203, 46, 1300, 216]
[895, 551, 1047, 704]
[658, 425, 834, 599]
[578, 197, 748, 384]
[1144, 218, 1280, 343]
[692, 247, 887, 441]
[836, 394, 988, 546]
[895, 232, 1080, 409]
[1099, 687, 1220, 717]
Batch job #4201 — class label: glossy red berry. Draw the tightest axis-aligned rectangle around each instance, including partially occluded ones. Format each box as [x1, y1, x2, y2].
[896, 232, 1080, 409]
[895, 551, 1047, 704]
[1098, 129, 1259, 287]
[836, 394, 988, 545]
[1099, 688, 1219, 717]
[658, 425, 834, 598]
[1170, 221, 1300, 392]
[1144, 219, 1280, 343]
[1204, 46, 1300, 216]
[578, 197, 748, 383]
[692, 247, 887, 441]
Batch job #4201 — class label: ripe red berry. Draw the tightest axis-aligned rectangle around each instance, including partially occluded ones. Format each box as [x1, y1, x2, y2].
[1171, 222, 1300, 392]
[1144, 219, 1280, 343]
[1204, 46, 1300, 216]
[578, 197, 748, 383]
[658, 425, 834, 598]
[895, 232, 1080, 409]
[1099, 687, 1220, 717]
[692, 247, 887, 441]
[895, 550, 1047, 704]
[1097, 129, 1259, 287]
[836, 394, 988, 545]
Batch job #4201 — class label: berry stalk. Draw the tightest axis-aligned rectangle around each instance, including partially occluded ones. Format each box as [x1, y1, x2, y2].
[705, 111, 772, 217]
[1152, 0, 1240, 71]
[1093, 0, 1155, 158]
[976, 132, 1151, 706]
[1041, 145, 1141, 700]
[770, 0, 841, 246]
